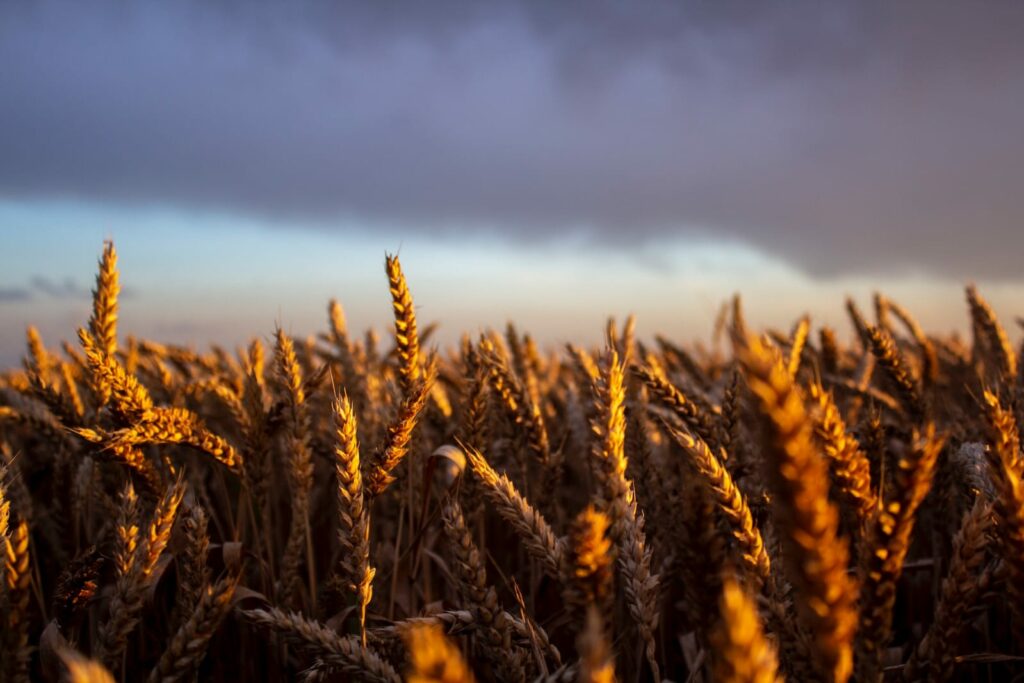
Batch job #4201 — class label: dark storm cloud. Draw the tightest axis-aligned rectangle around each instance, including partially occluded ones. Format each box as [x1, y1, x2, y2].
[2, 1, 1024, 278]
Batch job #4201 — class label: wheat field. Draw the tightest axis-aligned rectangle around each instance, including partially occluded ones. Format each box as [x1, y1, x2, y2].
[0, 241, 1022, 682]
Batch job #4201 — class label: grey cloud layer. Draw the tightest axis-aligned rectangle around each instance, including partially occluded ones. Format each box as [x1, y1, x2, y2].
[2, 1, 1024, 277]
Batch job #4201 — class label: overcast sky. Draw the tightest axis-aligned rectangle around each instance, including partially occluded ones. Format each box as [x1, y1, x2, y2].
[2, 1, 1023, 363]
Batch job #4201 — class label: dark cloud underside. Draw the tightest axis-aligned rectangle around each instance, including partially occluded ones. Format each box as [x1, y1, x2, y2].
[2, 1, 1023, 277]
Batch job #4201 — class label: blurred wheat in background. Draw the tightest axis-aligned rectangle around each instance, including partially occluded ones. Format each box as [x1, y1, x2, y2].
[1, 241, 1023, 682]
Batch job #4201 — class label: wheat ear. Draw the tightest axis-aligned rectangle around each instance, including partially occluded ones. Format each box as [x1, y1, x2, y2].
[463, 445, 563, 578]
[563, 505, 616, 681]
[89, 240, 120, 358]
[327, 299, 367, 408]
[967, 284, 1017, 383]
[787, 315, 810, 377]
[591, 350, 659, 680]
[662, 423, 770, 590]
[96, 407, 241, 471]
[58, 648, 117, 683]
[808, 382, 876, 530]
[84, 239, 119, 408]
[980, 390, 1024, 643]
[865, 325, 923, 422]
[577, 605, 616, 683]
[634, 364, 720, 450]
[333, 392, 375, 645]
[96, 478, 185, 668]
[711, 574, 782, 683]
[366, 366, 434, 497]
[403, 623, 478, 683]
[274, 328, 314, 608]
[385, 253, 421, 395]
[0, 463, 9, 550]
[855, 426, 943, 682]
[147, 571, 240, 683]
[243, 608, 401, 683]
[79, 328, 154, 423]
[884, 297, 938, 386]
[479, 337, 550, 464]
[739, 334, 857, 683]
[902, 499, 991, 683]
[562, 504, 614, 616]
[172, 503, 210, 630]
[441, 496, 524, 680]
[2, 517, 31, 683]
[458, 343, 489, 454]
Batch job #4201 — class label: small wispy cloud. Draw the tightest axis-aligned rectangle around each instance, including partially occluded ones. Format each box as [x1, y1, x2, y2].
[0, 287, 31, 302]
[28, 275, 89, 300]
[0, 275, 136, 303]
